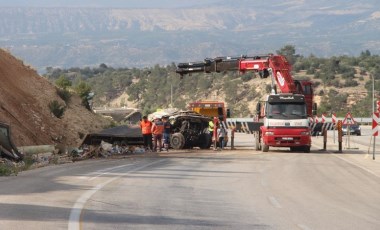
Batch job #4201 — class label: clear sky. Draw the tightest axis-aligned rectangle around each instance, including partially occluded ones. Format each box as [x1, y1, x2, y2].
[0, 0, 220, 8]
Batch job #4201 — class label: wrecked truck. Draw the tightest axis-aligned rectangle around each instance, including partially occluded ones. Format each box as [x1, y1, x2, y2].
[0, 122, 23, 161]
[168, 111, 212, 150]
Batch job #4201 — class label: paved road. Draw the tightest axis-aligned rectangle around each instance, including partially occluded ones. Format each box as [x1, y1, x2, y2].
[0, 132, 380, 230]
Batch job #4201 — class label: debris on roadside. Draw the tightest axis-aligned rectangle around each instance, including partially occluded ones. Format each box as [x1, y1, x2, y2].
[72, 141, 146, 161]
[0, 123, 150, 175]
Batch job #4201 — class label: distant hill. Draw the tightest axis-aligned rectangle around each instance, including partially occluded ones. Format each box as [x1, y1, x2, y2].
[0, 0, 379, 72]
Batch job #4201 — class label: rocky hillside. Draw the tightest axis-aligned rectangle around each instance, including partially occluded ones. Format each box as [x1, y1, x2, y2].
[0, 49, 110, 147]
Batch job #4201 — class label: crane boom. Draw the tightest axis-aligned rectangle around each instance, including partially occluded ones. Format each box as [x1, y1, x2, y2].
[176, 54, 299, 93]
[176, 54, 314, 117]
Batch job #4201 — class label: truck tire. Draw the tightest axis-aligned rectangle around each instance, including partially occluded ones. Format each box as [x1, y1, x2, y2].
[170, 133, 185, 149]
[262, 144, 269, 152]
[303, 146, 311, 153]
[199, 133, 211, 149]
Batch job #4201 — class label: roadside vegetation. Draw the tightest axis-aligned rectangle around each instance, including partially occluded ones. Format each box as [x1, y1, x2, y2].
[44, 46, 380, 117]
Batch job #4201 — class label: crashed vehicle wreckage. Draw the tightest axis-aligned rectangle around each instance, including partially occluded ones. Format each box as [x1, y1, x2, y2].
[168, 111, 212, 150]
[0, 122, 23, 161]
[81, 110, 212, 153]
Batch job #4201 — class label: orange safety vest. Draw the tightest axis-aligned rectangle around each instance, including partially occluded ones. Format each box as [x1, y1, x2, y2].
[140, 120, 152, 134]
[152, 121, 164, 135]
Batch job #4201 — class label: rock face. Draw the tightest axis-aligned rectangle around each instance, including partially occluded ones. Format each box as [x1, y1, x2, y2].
[0, 49, 109, 147]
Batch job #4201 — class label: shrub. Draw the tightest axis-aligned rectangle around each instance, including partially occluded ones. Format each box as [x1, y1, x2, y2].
[313, 81, 321, 88]
[0, 164, 15, 176]
[306, 67, 316, 75]
[57, 88, 71, 103]
[327, 79, 341, 88]
[343, 79, 359, 87]
[265, 84, 272, 93]
[55, 75, 72, 89]
[48, 100, 66, 118]
[241, 73, 252, 82]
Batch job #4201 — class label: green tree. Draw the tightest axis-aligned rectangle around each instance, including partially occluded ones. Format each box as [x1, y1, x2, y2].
[75, 81, 92, 99]
[318, 89, 348, 116]
[351, 95, 372, 117]
[276, 45, 297, 65]
[55, 75, 72, 89]
[75, 81, 92, 110]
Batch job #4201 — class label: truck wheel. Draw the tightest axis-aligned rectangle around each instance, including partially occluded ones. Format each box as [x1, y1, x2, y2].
[303, 146, 311, 153]
[262, 144, 269, 152]
[199, 133, 211, 149]
[170, 133, 185, 149]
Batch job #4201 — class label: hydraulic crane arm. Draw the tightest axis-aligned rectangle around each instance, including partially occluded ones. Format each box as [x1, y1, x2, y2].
[176, 54, 315, 117]
[176, 54, 297, 94]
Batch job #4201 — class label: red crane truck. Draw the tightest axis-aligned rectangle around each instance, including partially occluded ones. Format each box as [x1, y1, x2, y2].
[176, 54, 316, 152]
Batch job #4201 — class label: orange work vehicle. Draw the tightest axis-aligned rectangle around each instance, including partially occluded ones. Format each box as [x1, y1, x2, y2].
[188, 101, 229, 122]
[188, 101, 230, 147]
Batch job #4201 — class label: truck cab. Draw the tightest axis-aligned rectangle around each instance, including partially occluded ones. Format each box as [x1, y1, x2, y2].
[257, 94, 311, 152]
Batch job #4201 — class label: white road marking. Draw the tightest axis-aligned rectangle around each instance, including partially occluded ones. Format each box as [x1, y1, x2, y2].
[68, 159, 166, 230]
[297, 223, 312, 230]
[268, 196, 282, 209]
[332, 154, 380, 179]
[79, 164, 134, 180]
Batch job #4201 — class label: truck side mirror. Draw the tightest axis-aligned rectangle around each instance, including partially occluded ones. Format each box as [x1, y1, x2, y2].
[256, 103, 261, 115]
[312, 103, 317, 116]
[226, 109, 231, 118]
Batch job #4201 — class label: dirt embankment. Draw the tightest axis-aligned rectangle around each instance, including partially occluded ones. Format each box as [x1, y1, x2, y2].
[0, 49, 110, 147]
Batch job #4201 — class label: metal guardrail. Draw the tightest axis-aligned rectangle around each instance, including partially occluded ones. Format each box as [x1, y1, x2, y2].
[225, 117, 372, 134]
[227, 117, 372, 123]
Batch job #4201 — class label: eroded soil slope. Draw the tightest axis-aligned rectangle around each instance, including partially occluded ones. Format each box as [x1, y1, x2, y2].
[0, 49, 109, 147]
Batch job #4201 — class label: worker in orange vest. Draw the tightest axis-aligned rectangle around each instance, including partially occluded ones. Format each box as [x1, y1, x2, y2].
[151, 117, 164, 152]
[140, 115, 153, 151]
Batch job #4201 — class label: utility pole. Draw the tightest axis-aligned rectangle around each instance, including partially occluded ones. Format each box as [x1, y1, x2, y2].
[373, 73, 376, 160]
[171, 83, 173, 108]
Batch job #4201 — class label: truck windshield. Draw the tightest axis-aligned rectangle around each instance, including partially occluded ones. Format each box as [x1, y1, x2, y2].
[267, 103, 307, 119]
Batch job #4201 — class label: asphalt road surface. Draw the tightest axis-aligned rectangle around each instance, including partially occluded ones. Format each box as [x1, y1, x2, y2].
[0, 130, 380, 230]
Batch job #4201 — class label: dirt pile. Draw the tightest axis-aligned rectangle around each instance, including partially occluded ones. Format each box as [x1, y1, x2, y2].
[0, 49, 110, 147]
